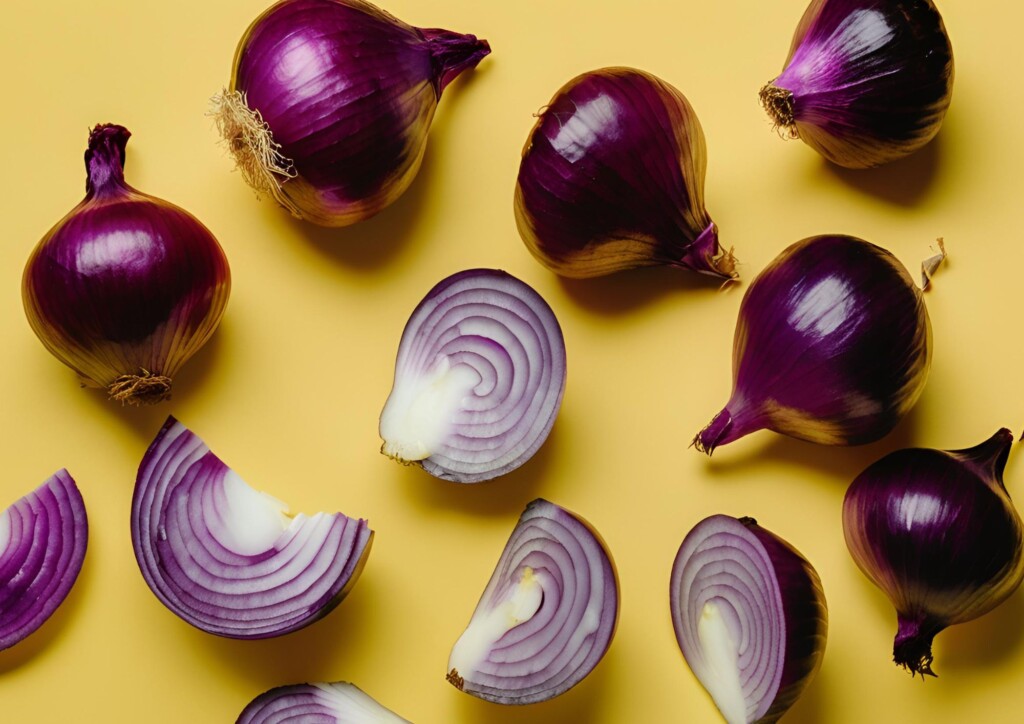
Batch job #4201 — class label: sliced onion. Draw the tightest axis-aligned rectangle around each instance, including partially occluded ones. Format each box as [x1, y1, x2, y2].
[131, 417, 372, 639]
[237, 682, 409, 723]
[1, 470, 88, 652]
[671, 515, 827, 724]
[379, 269, 566, 483]
[447, 498, 618, 704]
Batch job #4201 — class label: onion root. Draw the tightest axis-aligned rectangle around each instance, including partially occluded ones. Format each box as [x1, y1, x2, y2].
[445, 669, 465, 690]
[108, 370, 172, 405]
[759, 83, 798, 138]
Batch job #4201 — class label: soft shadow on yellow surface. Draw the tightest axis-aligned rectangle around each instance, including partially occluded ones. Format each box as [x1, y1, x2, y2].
[817, 131, 944, 207]
[941, 588, 1024, 672]
[559, 265, 738, 315]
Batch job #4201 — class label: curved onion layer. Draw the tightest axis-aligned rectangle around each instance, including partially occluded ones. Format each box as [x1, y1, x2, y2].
[447, 498, 618, 705]
[238, 682, 409, 723]
[695, 235, 931, 454]
[515, 67, 736, 279]
[1, 470, 88, 652]
[760, 0, 954, 168]
[23, 124, 230, 405]
[213, 0, 490, 226]
[671, 515, 827, 723]
[132, 417, 372, 639]
[379, 269, 566, 483]
[844, 429, 1024, 676]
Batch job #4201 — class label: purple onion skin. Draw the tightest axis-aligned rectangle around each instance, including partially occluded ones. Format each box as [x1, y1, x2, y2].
[762, 0, 953, 168]
[696, 235, 930, 454]
[0, 470, 88, 652]
[225, 0, 489, 226]
[515, 67, 736, 280]
[843, 430, 1024, 677]
[23, 125, 231, 405]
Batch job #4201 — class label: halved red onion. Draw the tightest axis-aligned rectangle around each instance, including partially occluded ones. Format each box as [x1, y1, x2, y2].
[238, 682, 409, 723]
[131, 417, 372, 639]
[447, 498, 618, 704]
[1, 470, 87, 652]
[671, 515, 827, 723]
[379, 269, 566, 483]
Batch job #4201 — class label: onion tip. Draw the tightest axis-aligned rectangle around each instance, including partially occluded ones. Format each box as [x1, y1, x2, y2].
[420, 28, 491, 96]
[445, 668, 465, 691]
[107, 369, 172, 405]
[920, 238, 947, 291]
[692, 409, 733, 456]
[759, 82, 798, 139]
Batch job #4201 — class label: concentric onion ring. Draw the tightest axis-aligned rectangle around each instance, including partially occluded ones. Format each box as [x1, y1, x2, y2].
[237, 682, 409, 723]
[1, 470, 87, 651]
[131, 417, 372, 639]
[379, 269, 566, 483]
[447, 498, 618, 704]
[670, 515, 826, 724]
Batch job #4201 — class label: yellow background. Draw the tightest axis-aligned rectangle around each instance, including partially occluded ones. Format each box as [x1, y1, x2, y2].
[0, 0, 1019, 722]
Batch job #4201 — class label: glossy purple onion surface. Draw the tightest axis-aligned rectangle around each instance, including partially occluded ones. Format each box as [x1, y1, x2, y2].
[447, 499, 618, 705]
[760, 0, 954, 168]
[132, 417, 372, 639]
[844, 429, 1024, 677]
[379, 269, 566, 483]
[23, 124, 231, 405]
[695, 235, 930, 454]
[1, 470, 88, 652]
[671, 515, 827, 723]
[213, 0, 490, 226]
[515, 67, 736, 280]
[237, 682, 410, 723]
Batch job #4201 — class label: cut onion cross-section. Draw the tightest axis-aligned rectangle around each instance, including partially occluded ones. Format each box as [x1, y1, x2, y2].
[131, 417, 373, 639]
[379, 269, 566, 483]
[1, 470, 87, 652]
[237, 682, 410, 723]
[447, 498, 618, 704]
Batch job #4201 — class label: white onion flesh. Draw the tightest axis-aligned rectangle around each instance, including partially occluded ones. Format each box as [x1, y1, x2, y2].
[237, 681, 410, 723]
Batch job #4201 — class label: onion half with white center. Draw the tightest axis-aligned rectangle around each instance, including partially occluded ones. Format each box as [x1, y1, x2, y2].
[447, 498, 618, 704]
[379, 269, 566, 483]
[131, 417, 372, 639]
[237, 681, 410, 723]
[671, 515, 827, 724]
[1, 470, 87, 652]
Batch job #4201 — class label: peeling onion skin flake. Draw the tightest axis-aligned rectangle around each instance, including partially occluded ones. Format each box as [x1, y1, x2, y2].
[131, 417, 373, 639]
[671, 515, 827, 724]
[237, 682, 410, 723]
[447, 498, 619, 705]
[0, 470, 88, 652]
[379, 269, 566, 483]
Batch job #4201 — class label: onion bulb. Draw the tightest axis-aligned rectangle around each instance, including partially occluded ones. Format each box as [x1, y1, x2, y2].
[23, 124, 230, 405]
[131, 417, 372, 639]
[671, 515, 827, 723]
[843, 429, 1024, 676]
[212, 0, 490, 226]
[238, 682, 409, 723]
[379, 269, 566, 483]
[447, 498, 618, 704]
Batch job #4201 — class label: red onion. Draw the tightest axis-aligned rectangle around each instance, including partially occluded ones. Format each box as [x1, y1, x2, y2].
[671, 515, 827, 723]
[22, 124, 231, 405]
[1, 470, 88, 652]
[238, 682, 409, 723]
[212, 0, 490, 226]
[447, 498, 618, 704]
[695, 235, 932, 454]
[514, 67, 737, 280]
[379, 269, 566, 483]
[760, 0, 954, 168]
[131, 417, 372, 639]
[843, 429, 1024, 677]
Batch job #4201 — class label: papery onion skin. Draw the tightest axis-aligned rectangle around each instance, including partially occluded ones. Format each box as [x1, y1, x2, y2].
[447, 498, 618, 705]
[515, 67, 736, 280]
[695, 235, 930, 454]
[1, 470, 88, 652]
[671, 515, 827, 724]
[237, 682, 410, 723]
[214, 0, 490, 226]
[132, 417, 372, 639]
[843, 429, 1024, 677]
[760, 0, 954, 168]
[23, 124, 231, 405]
[379, 269, 566, 483]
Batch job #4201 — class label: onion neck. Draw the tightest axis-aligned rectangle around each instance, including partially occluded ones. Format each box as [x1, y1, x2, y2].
[893, 616, 943, 678]
[955, 428, 1014, 494]
[85, 124, 131, 198]
[677, 223, 738, 281]
[419, 28, 490, 96]
[693, 403, 758, 456]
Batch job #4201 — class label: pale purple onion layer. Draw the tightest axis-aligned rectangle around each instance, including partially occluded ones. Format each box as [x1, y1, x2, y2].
[237, 681, 410, 723]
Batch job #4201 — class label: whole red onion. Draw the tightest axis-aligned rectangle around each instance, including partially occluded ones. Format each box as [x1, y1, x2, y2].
[22, 125, 230, 405]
